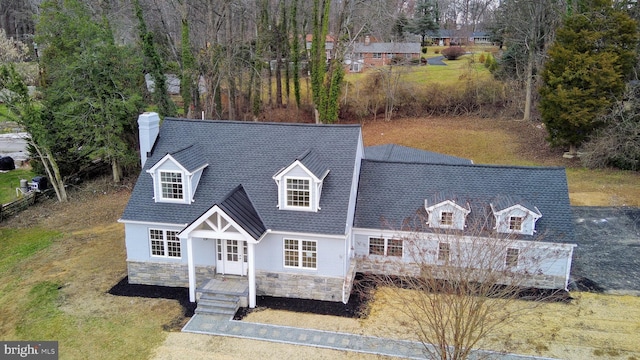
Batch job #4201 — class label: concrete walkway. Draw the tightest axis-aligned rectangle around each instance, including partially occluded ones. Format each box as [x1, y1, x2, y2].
[183, 314, 558, 360]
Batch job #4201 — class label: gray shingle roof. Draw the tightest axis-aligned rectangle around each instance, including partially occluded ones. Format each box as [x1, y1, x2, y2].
[354, 160, 574, 243]
[167, 144, 208, 172]
[365, 144, 473, 165]
[297, 149, 330, 179]
[122, 118, 361, 235]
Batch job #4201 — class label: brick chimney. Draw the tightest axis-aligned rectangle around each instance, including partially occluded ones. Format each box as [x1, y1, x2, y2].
[364, 35, 370, 46]
[137, 112, 160, 167]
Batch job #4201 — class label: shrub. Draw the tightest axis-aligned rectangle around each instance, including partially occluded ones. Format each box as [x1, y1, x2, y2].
[434, 49, 440, 54]
[478, 53, 486, 63]
[441, 46, 466, 60]
[421, 47, 428, 54]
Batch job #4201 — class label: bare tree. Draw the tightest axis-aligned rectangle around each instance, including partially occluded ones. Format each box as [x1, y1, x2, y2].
[362, 210, 570, 360]
[497, 0, 566, 121]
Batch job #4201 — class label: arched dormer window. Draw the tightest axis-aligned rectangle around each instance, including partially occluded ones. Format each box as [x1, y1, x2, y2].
[490, 196, 542, 235]
[425, 191, 471, 230]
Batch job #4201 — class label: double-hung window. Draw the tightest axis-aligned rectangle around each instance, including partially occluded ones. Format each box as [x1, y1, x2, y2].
[160, 171, 183, 200]
[149, 229, 181, 258]
[509, 216, 523, 231]
[284, 239, 317, 269]
[438, 242, 450, 262]
[368, 237, 403, 257]
[286, 178, 310, 208]
[505, 248, 519, 267]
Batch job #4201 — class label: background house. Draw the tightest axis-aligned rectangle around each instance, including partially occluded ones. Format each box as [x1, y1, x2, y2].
[347, 36, 421, 72]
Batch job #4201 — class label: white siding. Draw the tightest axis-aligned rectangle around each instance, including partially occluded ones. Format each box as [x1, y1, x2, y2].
[124, 223, 216, 267]
[254, 232, 346, 277]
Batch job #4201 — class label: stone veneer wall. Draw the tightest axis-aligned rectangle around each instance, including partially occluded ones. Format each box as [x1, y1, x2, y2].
[255, 270, 345, 302]
[357, 257, 567, 290]
[127, 261, 216, 288]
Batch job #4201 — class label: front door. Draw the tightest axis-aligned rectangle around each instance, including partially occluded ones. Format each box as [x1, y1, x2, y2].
[217, 239, 246, 275]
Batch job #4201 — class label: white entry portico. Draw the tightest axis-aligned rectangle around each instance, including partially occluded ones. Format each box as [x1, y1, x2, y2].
[179, 203, 266, 308]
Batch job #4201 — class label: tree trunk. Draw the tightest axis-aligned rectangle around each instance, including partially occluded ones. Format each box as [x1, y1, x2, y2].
[225, 2, 236, 120]
[32, 141, 67, 202]
[112, 159, 121, 183]
[523, 49, 534, 121]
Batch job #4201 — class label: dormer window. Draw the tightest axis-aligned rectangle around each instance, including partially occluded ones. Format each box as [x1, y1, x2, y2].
[286, 178, 310, 208]
[160, 171, 184, 200]
[273, 149, 329, 212]
[425, 192, 471, 230]
[490, 196, 541, 235]
[146, 144, 208, 204]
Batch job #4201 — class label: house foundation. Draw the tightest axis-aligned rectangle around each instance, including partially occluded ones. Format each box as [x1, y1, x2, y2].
[255, 270, 345, 302]
[127, 260, 216, 288]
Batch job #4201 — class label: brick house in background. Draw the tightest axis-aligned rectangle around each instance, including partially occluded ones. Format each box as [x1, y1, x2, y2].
[347, 36, 422, 72]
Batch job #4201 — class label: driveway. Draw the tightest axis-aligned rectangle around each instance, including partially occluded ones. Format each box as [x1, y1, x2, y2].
[0, 132, 29, 163]
[570, 207, 640, 294]
[426, 56, 446, 65]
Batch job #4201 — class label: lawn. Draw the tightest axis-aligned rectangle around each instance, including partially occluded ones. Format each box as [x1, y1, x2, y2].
[0, 169, 34, 204]
[0, 183, 183, 359]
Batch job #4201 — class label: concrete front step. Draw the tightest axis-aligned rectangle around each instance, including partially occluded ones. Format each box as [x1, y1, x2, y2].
[195, 293, 240, 317]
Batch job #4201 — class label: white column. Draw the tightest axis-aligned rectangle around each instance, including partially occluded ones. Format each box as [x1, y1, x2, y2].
[187, 235, 196, 302]
[248, 242, 256, 308]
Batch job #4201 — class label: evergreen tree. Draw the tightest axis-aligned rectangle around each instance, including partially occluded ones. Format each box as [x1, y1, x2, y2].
[133, 0, 175, 117]
[539, 0, 638, 151]
[407, 0, 439, 46]
[180, 18, 197, 117]
[36, 0, 144, 183]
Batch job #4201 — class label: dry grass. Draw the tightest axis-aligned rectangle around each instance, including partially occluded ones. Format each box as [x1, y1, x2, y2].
[240, 288, 640, 360]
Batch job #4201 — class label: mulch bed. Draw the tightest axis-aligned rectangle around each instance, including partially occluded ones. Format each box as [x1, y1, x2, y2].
[108, 274, 375, 322]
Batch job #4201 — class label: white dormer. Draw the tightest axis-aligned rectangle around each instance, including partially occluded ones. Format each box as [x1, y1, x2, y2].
[147, 145, 208, 204]
[425, 197, 471, 230]
[273, 149, 329, 212]
[490, 198, 542, 235]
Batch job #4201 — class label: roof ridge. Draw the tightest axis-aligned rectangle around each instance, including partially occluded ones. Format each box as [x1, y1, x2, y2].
[163, 117, 361, 128]
[361, 158, 566, 171]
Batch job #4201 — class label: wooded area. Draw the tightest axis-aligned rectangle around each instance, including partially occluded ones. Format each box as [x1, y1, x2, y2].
[1, 0, 639, 203]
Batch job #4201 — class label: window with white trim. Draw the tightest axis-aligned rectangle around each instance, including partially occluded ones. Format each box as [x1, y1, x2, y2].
[438, 242, 450, 262]
[372, 52, 382, 59]
[284, 239, 317, 269]
[441, 211, 453, 226]
[160, 171, 183, 200]
[149, 229, 181, 258]
[368, 237, 403, 257]
[286, 178, 310, 208]
[505, 248, 519, 267]
[509, 216, 523, 231]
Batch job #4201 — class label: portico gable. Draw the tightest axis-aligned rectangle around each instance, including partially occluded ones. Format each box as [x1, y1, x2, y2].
[179, 185, 267, 307]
